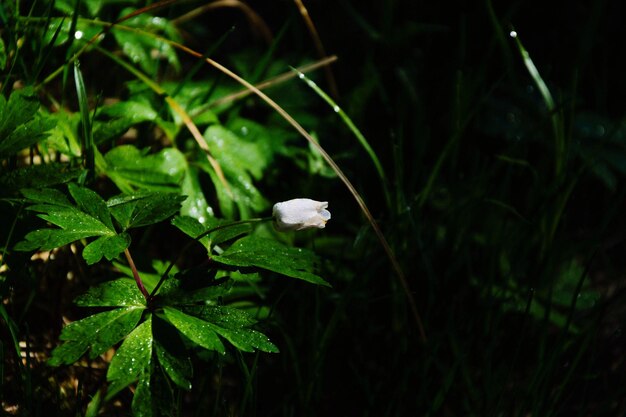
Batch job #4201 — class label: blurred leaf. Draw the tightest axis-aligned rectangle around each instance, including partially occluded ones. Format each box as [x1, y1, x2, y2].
[0, 87, 40, 137]
[48, 307, 143, 365]
[0, 37, 6, 69]
[104, 145, 185, 193]
[107, 192, 186, 231]
[45, 110, 82, 157]
[114, 259, 176, 293]
[112, 9, 181, 75]
[0, 87, 55, 158]
[0, 164, 81, 194]
[199, 125, 269, 217]
[107, 316, 153, 400]
[180, 163, 214, 224]
[214, 236, 329, 286]
[75, 278, 145, 307]
[163, 307, 225, 354]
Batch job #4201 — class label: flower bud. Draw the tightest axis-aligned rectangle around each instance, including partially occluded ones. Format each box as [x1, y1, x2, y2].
[272, 199, 331, 231]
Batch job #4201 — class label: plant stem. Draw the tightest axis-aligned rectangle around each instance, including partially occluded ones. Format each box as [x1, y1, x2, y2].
[124, 248, 149, 300]
[148, 217, 273, 302]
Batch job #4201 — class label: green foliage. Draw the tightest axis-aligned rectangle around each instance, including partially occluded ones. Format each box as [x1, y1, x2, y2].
[0, 87, 55, 158]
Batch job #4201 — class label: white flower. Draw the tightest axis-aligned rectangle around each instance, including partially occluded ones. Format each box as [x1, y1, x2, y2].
[272, 199, 331, 231]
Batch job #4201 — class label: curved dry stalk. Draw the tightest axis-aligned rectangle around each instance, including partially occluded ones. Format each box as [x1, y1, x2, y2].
[293, 0, 339, 98]
[195, 55, 338, 113]
[172, 0, 273, 44]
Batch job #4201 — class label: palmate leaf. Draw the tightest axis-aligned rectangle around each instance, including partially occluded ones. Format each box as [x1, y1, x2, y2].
[213, 235, 329, 286]
[15, 184, 130, 264]
[48, 307, 144, 366]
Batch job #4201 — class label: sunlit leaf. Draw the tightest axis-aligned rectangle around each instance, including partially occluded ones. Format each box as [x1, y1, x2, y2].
[163, 307, 225, 354]
[107, 316, 153, 400]
[75, 278, 145, 307]
[214, 236, 329, 286]
[48, 307, 143, 365]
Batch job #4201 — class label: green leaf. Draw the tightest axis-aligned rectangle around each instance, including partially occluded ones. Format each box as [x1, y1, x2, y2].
[16, 185, 131, 264]
[83, 234, 131, 265]
[163, 308, 225, 354]
[75, 278, 145, 307]
[132, 372, 154, 417]
[48, 307, 143, 365]
[104, 145, 185, 193]
[108, 192, 187, 231]
[209, 325, 278, 353]
[107, 316, 153, 400]
[68, 182, 114, 229]
[158, 275, 233, 305]
[180, 163, 214, 225]
[112, 9, 181, 76]
[171, 215, 252, 251]
[182, 305, 278, 353]
[0, 37, 6, 69]
[199, 125, 270, 217]
[0, 164, 81, 194]
[0, 117, 56, 158]
[214, 236, 329, 286]
[0, 87, 40, 139]
[155, 343, 192, 390]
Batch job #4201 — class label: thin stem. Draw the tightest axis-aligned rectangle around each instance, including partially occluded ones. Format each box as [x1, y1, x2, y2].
[124, 248, 149, 300]
[148, 217, 273, 302]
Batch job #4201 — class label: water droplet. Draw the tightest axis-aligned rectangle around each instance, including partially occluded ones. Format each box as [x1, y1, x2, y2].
[298, 73, 305, 79]
[74, 31, 84, 40]
[333, 105, 340, 113]
[509, 30, 517, 38]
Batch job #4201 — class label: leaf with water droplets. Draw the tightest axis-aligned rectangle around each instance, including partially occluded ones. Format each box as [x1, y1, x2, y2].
[132, 372, 154, 417]
[213, 235, 329, 286]
[107, 316, 153, 400]
[83, 233, 131, 265]
[108, 191, 187, 231]
[75, 278, 145, 307]
[163, 307, 225, 354]
[180, 306, 278, 353]
[15, 184, 131, 264]
[48, 307, 143, 366]
[171, 215, 252, 251]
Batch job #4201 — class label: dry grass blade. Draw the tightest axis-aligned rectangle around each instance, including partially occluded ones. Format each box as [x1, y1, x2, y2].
[196, 56, 338, 112]
[293, 0, 339, 98]
[172, 0, 273, 44]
